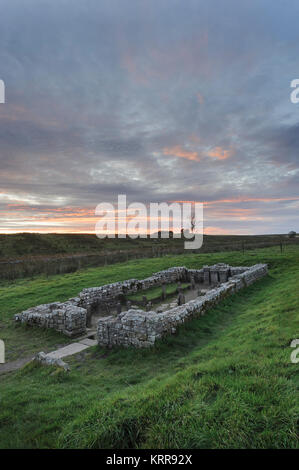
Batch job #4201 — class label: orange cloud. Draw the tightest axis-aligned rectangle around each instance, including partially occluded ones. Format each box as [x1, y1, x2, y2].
[163, 145, 200, 161]
[206, 207, 259, 220]
[204, 226, 252, 235]
[204, 226, 232, 235]
[207, 146, 233, 160]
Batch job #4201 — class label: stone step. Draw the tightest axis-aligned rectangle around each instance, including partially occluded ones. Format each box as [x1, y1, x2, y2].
[74, 329, 97, 342]
[46, 342, 89, 360]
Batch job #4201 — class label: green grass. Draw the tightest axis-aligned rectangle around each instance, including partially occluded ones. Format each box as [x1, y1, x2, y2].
[0, 233, 290, 259]
[127, 282, 190, 303]
[0, 232, 182, 258]
[1, 232, 297, 282]
[0, 245, 298, 448]
[0, 244, 292, 360]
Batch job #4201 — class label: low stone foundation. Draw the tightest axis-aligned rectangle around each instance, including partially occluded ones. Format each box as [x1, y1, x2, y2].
[14, 262, 267, 340]
[97, 263, 268, 348]
[78, 267, 187, 315]
[14, 267, 188, 336]
[14, 301, 87, 337]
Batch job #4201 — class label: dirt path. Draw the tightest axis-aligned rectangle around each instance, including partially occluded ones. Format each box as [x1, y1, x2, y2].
[0, 335, 97, 376]
[0, 356, 34, 375]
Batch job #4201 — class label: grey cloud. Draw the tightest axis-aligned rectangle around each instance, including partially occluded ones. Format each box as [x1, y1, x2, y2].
[0, 0, 299, 233]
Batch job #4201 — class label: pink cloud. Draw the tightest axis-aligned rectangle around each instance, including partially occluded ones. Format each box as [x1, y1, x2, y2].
[207, 146, 233, 160]
[163, 145, 200, 161]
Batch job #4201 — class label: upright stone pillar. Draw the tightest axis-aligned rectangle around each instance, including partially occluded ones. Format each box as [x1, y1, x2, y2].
[116, 302, 122, 315]
[203, 266, 210, 285]
[219, 268, 229, 283]
[210, 269, 219, 285]
[178, 293, 185, 305]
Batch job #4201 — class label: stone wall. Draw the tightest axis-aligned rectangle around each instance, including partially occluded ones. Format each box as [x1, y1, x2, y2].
[14, 266, 187, 336]
[77, 264, 250, 313]
[14, 263, 268, 339]
[97, 263, 268, 348]
[78, 266, 188, 311]
[14, 301, 87, 337]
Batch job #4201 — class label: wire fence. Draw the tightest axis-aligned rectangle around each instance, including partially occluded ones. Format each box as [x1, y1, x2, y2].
[0, 237, 298, 281]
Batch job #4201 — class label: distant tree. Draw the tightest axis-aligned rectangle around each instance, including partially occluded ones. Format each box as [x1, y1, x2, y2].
[288, 231, 296, 239]
[190, 214, 195, 233]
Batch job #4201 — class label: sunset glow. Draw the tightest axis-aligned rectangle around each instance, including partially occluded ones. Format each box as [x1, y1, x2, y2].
[0, 1, 298, 235]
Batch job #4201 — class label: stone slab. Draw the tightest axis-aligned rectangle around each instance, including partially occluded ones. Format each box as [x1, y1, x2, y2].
[46, 343, 89, 359]
[79, 338, 97, 346]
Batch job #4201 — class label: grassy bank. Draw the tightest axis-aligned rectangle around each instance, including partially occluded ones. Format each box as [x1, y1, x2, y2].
[0, 245, 298, 448]
[1, 233, 297, 282]
[0, 233, 291, 259]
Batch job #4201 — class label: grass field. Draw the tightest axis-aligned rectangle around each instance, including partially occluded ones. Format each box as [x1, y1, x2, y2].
[0, 233, 291, 259]
[0, 245, 298, 448]
[127, 282, 190, 303]
[1, 232, 297, 282]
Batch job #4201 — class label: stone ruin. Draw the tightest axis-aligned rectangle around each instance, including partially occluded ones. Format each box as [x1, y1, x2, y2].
[14, 301, 87, 337]
[14, 263, 268, 347]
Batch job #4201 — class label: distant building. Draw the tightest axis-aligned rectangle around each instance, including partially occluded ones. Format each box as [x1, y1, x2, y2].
[288, 231, 296, 238]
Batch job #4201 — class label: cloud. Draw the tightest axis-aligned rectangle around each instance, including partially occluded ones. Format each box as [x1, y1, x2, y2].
[162, 145, 200, 162]
[207, 147, 234, 160]
[0, 0, 299, 234]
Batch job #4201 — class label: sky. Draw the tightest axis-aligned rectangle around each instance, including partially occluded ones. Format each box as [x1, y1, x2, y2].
[0, 0, 299, 235]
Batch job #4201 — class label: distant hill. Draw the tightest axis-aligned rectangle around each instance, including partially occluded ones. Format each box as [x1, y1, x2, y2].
[0, 232, 289, 260]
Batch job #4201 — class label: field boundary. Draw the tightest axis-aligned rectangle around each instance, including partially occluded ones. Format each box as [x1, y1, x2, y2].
[0, 237, 297, 281]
